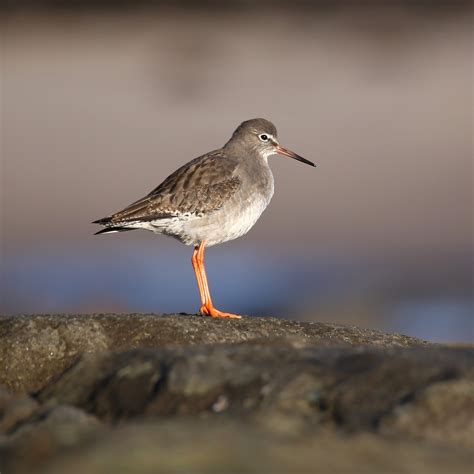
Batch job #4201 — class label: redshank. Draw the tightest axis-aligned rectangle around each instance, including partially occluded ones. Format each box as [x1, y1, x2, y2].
[93, 118, 315, 319]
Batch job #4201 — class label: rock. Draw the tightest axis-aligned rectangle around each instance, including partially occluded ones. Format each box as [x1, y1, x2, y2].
[0, 394, 40, 433]
[38, 350, 166, 420]
[1, 313, 472, 474]
[270, 372, 325, 417]
[37, 344, 473, 438]
[38, 418, 473, 474]
[0, 405, 102, 474]
[0, 385, 14, 409]
[380, 378, 474, 448]
[0, 314, 430, 393]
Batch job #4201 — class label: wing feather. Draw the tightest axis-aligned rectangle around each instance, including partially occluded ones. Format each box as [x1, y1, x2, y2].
[95, 150, 241, 226]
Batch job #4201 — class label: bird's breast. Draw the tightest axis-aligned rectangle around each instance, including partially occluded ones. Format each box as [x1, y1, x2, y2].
[203, 165, 274, 245]
[169, 170, 272, 247]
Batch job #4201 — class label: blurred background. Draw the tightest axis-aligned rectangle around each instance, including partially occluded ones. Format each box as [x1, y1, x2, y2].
[0, 1, 472, 343]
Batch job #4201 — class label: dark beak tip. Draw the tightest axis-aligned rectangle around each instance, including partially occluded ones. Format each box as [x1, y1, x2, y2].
[295, 155, 316, 168]
[275, 145, 315, 167]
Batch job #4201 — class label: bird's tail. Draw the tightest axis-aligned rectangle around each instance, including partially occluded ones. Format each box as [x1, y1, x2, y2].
[92, 217, 134, 235]
[94, 226, 133, 235]
[92, 216, 112, 226]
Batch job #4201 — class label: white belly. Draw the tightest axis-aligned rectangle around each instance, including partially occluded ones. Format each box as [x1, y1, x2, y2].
[136, 161, 275, 247]
[140, 180, 273, 247]
[161, 192, 271, 246]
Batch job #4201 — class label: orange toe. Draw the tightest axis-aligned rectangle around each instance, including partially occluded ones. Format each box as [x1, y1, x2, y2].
[199, 304, 242, 319]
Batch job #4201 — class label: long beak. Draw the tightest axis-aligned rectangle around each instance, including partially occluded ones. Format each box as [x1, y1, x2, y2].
[275, 145, 315, 167]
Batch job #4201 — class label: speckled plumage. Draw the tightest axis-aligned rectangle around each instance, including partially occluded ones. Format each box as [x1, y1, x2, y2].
[94, 118, 314, 318]
[94, 118, 278, 247]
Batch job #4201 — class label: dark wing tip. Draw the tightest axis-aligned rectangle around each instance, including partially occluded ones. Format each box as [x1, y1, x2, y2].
[94, 226, 134, 235]
[92, 217, 112, 225]
[94, 227, 111, 235]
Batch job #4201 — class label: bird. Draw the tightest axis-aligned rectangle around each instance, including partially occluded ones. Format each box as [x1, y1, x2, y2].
[93, 118, 315, 319]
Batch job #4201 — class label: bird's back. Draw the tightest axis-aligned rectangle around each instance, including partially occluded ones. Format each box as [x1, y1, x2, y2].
[95, 150, 241, 227]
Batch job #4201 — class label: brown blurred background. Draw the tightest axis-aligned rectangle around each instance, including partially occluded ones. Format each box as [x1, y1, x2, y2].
[1, 1, 472, 342]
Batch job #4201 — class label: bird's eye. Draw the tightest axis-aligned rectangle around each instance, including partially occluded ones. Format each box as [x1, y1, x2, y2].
[259, 134, 269, 142]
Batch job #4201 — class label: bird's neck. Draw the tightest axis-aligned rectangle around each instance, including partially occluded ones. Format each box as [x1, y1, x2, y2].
[224, 141, 270, 167]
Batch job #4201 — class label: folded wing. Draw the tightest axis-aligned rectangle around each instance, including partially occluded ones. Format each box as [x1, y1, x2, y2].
[93, 151, 241, 227]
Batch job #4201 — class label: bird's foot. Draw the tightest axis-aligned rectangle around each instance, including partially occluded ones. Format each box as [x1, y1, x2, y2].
[199, 304, 242, 319]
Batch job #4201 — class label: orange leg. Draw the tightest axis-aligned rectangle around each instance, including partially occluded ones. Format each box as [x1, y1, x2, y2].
[196, 242, 213, 306]
[192, 242, 241, 319]
[191, 246, 207, 309]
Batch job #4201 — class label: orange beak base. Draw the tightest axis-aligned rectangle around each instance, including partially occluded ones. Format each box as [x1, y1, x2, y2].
[275, 145, 315, 167]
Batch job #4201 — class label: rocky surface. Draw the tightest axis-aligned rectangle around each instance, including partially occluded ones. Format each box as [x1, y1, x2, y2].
[0, 314, 473, 474]
[0, 313, 429, 393]
[36, 420, 474, 474]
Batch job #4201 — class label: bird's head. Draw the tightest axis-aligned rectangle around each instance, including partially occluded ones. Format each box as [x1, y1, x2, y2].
[226, 118, 315, 167]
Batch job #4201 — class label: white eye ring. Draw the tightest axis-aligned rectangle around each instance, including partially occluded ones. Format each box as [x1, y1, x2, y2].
[259, 134, 270, 142]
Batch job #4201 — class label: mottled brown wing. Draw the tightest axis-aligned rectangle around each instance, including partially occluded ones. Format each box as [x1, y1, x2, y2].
[103, 151, 240, 224]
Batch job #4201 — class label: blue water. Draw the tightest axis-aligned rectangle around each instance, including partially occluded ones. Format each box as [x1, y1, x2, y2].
[390, 299, 473, 343]
[1, 245, 472, 343]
